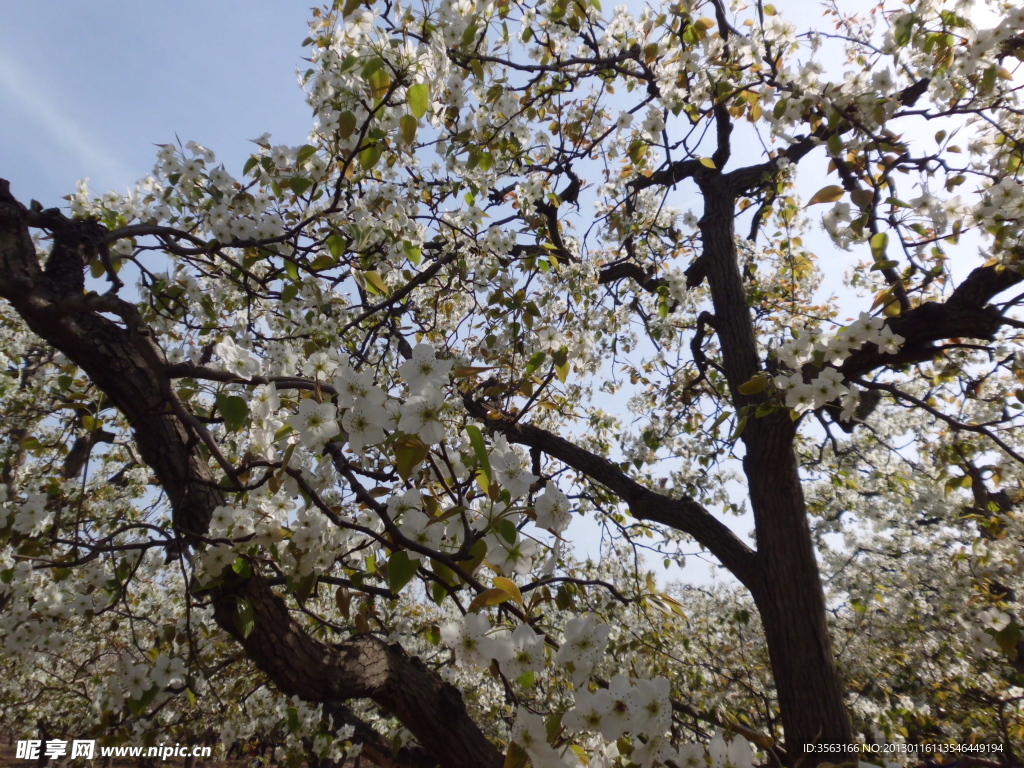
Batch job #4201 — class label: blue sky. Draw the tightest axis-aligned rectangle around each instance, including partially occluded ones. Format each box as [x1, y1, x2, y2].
[1, 2, 315, 206]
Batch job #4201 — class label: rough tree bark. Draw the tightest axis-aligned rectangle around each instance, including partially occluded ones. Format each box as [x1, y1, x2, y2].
[698, 179, 854, 754]
[0, 179, 502, 768]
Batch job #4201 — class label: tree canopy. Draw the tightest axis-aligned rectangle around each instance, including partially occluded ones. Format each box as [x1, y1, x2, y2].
[2, 0, 1024, 765]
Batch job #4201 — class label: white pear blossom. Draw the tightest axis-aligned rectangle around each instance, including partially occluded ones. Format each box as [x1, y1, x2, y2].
[342, 397, 392, 453]
[511, 707, 571, 768]
[214, 336, 260, 379]
[441, 614, 499, 669]
[397, 509, 443, 559]
[499, 624, 546, 679]
[288, 399, 340, 448]
[709, 734, 754, 768]
[491, 437, 538, 497]
[535, 485, 572, 533]
[398, 343, 453, 393]
[397, 390, 447, 445]
[555, 615, 611, 684]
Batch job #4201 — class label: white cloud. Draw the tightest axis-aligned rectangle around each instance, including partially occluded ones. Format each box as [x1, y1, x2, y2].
[0, 49, 136, 191]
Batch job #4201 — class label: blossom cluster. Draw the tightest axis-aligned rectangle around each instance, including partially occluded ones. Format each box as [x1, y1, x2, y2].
[774, 313, 905, 413]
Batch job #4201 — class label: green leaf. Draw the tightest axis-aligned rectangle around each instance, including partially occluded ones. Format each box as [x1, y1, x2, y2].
[806, 185, 845, 206]
[525, 350, 547, 376]
[284, 258, 300, 281]
[544, 712, 563, 744]
[827, 133, 844, 156]
[699, 156, 716, 169]
[341, 0, 362, 16]
[231, 557, 252, 579]
[408, 83, 430, 118]
[431, 557, 456, 586]
[289, 177, 313, 197]
[403, 241, 422, 265]
[216, 394, 249, 431]
[400, 114, 418, 145]
[884, 197, 911, 208]
[870, 232, 890, 260]
[310, 254, 337, 271]
[465, 538, 488, 576]
[360, 144, 382, 171]
[393, 433, 430, 480]
[327, 233, 347, 259]
[296, 144, 317, 166]
[235, 597, 255, 639]
[362, 270, 389, 295]
[994, 622, 1021, 659]
[339, 111, 357, 139]
[387, 550, 419, 594]
[465, 424, 493, 483]
[737, 376, 767, 395]
[494, 517, 517, 545]
[281, 284, 299, 303]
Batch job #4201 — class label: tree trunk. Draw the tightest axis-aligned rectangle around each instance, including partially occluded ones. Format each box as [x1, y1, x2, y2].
[0, 180, 501, 768]
[699, 184, 854, 762]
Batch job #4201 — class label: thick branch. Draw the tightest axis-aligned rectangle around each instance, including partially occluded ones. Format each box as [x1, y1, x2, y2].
[840, 264, 1023, 380]
[462, 396, 760, 591]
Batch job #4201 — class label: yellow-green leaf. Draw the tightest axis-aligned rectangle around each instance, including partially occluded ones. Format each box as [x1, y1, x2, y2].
[870, 232, 889, 260]
[408, 83, 430, 119]
[699, 156, 716, 169]
[400, 114, 417, 145]
[850, 189, 874, 210]
[806, 185, 845, 206]
[393, 434, 429, 480]
[362, 270, 389, 296]
[504, 741, 529, 768]
[469, 588, 513, 612]
[738, 376, 768, 395]
[493, 577, 524, 607]
[359, 144, 382, 171]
